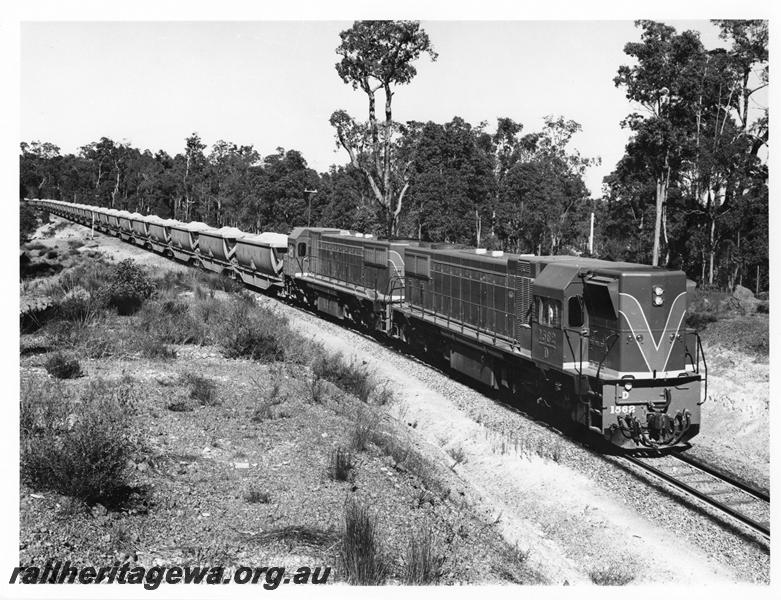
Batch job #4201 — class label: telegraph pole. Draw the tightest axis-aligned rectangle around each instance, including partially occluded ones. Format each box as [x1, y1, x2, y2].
[588, 211, 594, 255]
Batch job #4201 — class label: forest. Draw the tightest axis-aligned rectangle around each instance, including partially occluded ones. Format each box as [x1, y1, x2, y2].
[20, 20, 768, 292]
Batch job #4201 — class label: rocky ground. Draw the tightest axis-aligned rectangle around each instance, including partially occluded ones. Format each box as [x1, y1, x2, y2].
[18, 215, 770, 586]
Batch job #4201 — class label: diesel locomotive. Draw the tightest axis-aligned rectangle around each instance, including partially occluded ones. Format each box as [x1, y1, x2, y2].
[26, 199, 708, 450]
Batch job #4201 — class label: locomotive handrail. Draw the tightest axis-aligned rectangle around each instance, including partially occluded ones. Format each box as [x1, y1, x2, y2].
[682, 329, 708, 404]
[562, 327, 585, 376]
[696, 333, 708, 405]
[595, 333, 619, 380]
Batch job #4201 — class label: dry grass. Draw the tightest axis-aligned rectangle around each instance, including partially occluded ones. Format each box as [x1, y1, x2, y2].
[329, 446, 354, 481]
[403, 525, 445, 585]
[340, 499, 388, 585]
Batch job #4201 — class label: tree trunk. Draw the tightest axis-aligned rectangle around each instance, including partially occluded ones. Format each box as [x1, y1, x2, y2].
[708, 217, 716, 286]
[651, 177, 664, 266]
[111, 170, 120, 208]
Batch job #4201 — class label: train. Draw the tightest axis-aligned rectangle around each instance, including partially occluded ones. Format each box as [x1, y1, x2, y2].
[25, 198, 708, 450]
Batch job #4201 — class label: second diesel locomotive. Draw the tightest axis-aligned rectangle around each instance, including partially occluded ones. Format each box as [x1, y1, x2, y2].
[27, 199, 708, 450]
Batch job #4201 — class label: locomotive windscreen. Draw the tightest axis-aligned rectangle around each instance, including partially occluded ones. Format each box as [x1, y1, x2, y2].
[584, 282, 617, 322]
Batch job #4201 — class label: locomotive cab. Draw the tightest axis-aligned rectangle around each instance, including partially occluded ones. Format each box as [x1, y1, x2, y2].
[531, 260, 704, 449]
[530, 263, 589, 370]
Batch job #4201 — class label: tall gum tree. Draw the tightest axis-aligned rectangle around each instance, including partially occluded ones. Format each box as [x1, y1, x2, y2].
[615, 20, 705, 266]
[330, 20, 437, 237]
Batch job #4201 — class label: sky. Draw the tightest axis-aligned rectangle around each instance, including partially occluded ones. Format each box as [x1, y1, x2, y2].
[20, 20, 761, 198]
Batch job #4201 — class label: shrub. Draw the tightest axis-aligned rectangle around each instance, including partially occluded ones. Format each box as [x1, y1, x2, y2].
[182, 373, 219, 406]
[309, 375, 327, 404]
[20, 201, 39, 242]
[220, 299, 285, 361]
[340, 499, 387, 585]
[57, 286, 99, 325]
[351, 408, 379, 452]
[447, 446, 467, 469]
[685, 310, 718, 331]
[136, 299, 208, 346]
[589, 566, 635, 586]
[134, 334, 177, 360]
[329, 446, 354, 481]
[56, 260, 114, 299]
[245, 487, 270, 504]
[21, 378, 140, 506]
[403, 527, 445, 585]
[195, 271, 244, 294]
[100, 259, 155, 315]
[44, 352, 83, 379]
[311, 353, 375, 402]
[167, 399, 194, 412]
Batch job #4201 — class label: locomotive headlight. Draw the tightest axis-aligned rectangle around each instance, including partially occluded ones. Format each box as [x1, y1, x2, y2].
[652, 285, 664, 306]
[624, 381, 633, 391]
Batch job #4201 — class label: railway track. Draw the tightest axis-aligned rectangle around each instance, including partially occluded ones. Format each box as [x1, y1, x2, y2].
[622, 452, 770, 539]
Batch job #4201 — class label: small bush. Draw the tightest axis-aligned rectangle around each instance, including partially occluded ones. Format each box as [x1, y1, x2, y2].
[351, 408, 379, 452]
[135, 334, 177, 360]
[44, 352, 83, 379]
[167, 398, 194, 412]
[21, 378, 140, 506]
[373, 383, 394, 406]
[57, 286, 99, 325]
[685, 310, 718, 331]
[138, 300, 209, 346]
[100, 259, 155, 315]
[447, 446, 467, 469]
[195, 271, 244, 294]
[220, 299, 286, 361]
[182, 373, 219, 406]
[20, 201, 39, 242]
[329, 446, 354, 481]
[245, 487, 271, 504]
[589, 566, 635, 586]
[340, 499, 387, 585]
[403, 527, 445, 585]
[46, 249, 58, 260]
[55, 260, 114, 299]
[312, 353, 375, 402]
[309, 375, 327, 404]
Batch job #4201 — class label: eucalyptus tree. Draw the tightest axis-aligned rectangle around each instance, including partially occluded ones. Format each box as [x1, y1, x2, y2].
[329, 20, 437, 236]
[614, 21, 705, 266]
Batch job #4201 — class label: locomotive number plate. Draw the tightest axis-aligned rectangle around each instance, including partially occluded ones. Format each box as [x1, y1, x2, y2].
[609, 405, 636, 414]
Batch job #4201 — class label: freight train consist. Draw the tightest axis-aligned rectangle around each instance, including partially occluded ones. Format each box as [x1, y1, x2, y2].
[27, 199, 708, 450]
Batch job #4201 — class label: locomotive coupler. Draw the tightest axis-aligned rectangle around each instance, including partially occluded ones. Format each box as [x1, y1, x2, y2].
[617, 409, 691, 448]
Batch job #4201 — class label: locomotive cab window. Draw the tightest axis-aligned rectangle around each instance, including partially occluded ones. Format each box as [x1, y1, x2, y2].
[536, 297, 561, 327]
[568, 295, 584, 328]
[297, 242, 307, 257]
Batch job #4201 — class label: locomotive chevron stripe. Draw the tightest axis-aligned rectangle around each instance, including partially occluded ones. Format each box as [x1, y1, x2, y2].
[618, 292, 687, 373]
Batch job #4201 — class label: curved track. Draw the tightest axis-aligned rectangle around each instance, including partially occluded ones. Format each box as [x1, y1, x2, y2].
[622, 452, 770, 539]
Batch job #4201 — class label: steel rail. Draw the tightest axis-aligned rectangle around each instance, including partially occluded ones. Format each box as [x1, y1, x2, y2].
[672, 452, 769, 503]
[623, 454, 770, 538]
